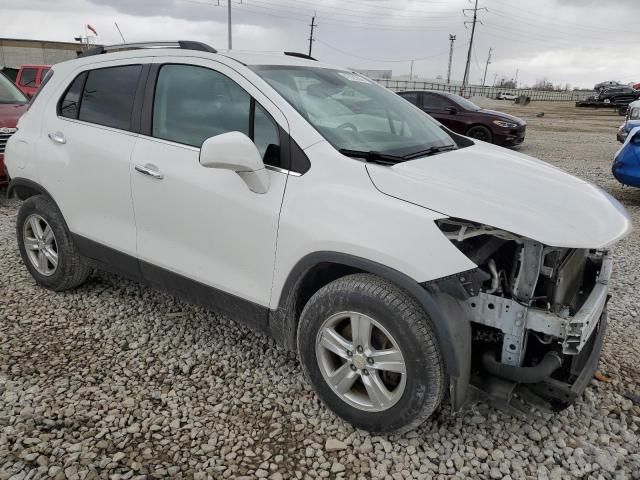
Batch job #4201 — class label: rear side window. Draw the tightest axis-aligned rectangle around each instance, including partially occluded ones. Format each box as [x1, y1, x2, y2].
[78, 65, 142, 130]
[399, 92, 419, 106]
[59, 72, 87, 119]
[19, 68, 38, 87]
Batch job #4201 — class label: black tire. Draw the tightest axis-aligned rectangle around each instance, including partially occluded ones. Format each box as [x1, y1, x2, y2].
[466, 124, 493, 143]
[297, 273, 445, 433]
[17, 195, 91, 291]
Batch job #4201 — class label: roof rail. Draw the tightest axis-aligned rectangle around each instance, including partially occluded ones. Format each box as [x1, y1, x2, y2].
[283, 51, 317, 61]
[78, 41, 217, 57]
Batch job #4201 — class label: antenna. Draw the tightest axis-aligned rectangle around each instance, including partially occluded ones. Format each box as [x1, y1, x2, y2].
[308, 14, 317, 57]
[114, 22, 126, 43]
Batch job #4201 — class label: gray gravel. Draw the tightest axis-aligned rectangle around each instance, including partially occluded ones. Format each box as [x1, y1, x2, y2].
[1, 102, 640, 479]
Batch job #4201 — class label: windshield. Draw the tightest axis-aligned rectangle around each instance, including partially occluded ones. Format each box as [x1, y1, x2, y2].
[629, 107, 640, 121]
[0, 73, 28, 104]
[444, 92, 481, 111]
[251, 66, 455, 157]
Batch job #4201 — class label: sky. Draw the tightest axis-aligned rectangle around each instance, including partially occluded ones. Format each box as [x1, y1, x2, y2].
[1, 0, 638, 89]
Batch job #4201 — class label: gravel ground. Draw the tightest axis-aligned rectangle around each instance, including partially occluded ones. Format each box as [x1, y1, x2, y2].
[1, 101, 640, 479]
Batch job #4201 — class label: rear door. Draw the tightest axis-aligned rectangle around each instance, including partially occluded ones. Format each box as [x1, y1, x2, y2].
[38, 58, 150, 272]
[130, 57, 289, 312]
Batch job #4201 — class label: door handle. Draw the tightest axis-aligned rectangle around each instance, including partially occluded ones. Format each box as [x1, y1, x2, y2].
[135, 163, 164, 180]
[48, 132, 66, 144]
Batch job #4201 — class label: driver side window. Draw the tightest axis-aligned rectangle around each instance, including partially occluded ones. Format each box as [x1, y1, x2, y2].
[152, 64, 281, 166]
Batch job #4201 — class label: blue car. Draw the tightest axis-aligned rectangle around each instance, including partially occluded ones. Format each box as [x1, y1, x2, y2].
[617, 100, 640, 143]
[613, 125, 640, 187]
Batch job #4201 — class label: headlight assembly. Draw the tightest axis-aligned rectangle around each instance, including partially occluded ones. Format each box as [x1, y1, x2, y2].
[492, 120, 518, 128]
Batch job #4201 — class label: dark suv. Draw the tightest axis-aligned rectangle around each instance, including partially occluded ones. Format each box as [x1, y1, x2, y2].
[398, 90, 526, 146]
[598, 86, 639, 104]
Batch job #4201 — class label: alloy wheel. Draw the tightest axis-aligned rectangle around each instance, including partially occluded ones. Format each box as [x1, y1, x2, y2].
[23, 214, 58, 276]
[315, 311, 407, 412]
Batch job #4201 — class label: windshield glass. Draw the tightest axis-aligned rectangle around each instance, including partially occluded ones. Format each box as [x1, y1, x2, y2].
[443, 92, 481, 111]
[0, 73, 28, 104]
[251, 66, 455, 156]
[629, 107, 640, 121]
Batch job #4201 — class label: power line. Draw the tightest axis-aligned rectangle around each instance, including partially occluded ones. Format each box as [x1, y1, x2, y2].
[316, 39, 463, 63]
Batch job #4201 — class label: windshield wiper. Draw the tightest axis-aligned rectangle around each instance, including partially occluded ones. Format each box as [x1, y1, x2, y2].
[402, 144, 457, 160]
[338, 148, 406, 165]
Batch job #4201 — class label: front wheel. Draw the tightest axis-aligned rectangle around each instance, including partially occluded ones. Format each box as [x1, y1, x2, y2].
[466, 125, 493, 143]
[297, 274, 445, 433]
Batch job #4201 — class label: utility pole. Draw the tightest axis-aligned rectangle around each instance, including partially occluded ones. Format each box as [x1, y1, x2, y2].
[461, 0, 486, 94]
[482, 47, 492, 86]
[446, 34, 456, 84]
[227, 0, 232, 50]
[308, 15, 317, 57]
[514, 68, 519, 87]
[493, 72, 498, 86]
[409, 59, 414, 80]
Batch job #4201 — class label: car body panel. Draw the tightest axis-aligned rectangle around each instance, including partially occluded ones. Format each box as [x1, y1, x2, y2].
[367, 140, 631, 249]
[0, 92, 28, 185]
[398, 90, 526, 147]
[613, 126, 640, 188]
[15, 65, 51, 98]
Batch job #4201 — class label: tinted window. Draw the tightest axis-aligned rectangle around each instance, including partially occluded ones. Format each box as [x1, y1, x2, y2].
[153, 64, 251, 148]
[19, 68, 38, 87]
[423, 93, 453, 110]
[79, 65, 141, 130]
[59, 72, 87, 119]
[399, 92, 419, 106]
[254, 104, 280, 166]
[40, 68, 50, 84]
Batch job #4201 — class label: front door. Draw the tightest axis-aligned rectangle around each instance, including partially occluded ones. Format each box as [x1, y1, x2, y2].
[130, 59, 289, 315]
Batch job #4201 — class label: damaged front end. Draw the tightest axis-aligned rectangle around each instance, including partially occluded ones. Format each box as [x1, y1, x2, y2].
[437, 218, 611, 411]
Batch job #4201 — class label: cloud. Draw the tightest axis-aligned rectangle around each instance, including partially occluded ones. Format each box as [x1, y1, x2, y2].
[2, 0, 637, 88]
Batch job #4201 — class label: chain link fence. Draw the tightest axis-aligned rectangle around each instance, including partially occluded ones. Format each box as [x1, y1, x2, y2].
[374, 78, 595, 102]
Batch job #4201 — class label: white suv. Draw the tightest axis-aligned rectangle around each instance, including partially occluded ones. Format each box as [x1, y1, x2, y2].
[5, 41, 632, 432]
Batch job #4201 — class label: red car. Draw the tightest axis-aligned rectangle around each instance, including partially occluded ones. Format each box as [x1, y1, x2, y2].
[0, 73, 29, 186]
[15, 65, 51, 98]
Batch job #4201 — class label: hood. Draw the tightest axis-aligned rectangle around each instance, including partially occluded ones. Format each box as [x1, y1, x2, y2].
[0, 103, 28, 128]
[367, 141, 631, 249]
[477, 109, 525, 125]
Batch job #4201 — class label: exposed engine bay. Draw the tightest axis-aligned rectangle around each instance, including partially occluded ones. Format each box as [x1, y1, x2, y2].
[437, 218, 610, 410]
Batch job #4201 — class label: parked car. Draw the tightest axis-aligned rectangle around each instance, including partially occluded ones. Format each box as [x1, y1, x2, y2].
[398, 90, 526, 146]
[594, 80, 624, 92]
[597, 86, 639, 104]
[632, 82, 640, 91]
[616, 100, 640, 143]
[15, 64, 51, 98]
[496, 91, 517, 101]
[613, 126, 640, 187]
[0, 72, 29, 186]
[6, 41, 631, 433]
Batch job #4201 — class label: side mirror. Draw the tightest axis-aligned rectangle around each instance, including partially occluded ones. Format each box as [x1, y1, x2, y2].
[199, 131, 270, 194]
[446, 106, 458, 114]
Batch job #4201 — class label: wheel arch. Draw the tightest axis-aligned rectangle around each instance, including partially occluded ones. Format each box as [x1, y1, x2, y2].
[269, 251, 471, 385]
[8, 178, 59, 207]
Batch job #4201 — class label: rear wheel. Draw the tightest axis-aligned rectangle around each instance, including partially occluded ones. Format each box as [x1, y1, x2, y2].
[297, 273, 445, 433]
[466, 125, 493, 143]
[17, 195, 91, 291]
